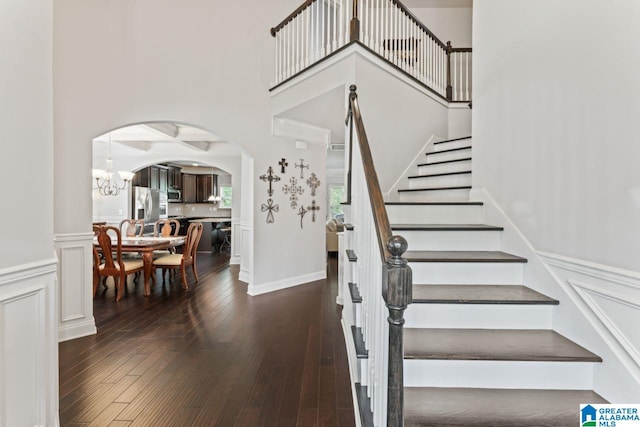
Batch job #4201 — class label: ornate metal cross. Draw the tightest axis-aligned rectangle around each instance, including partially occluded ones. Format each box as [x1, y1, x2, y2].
[306, 172, 321, 196]
[278, 158, 288, 174]
[260, 198, 279, 223]
[307, 200, 321, 222]
[259, 166, 280, 197]
[282, 177, 304, 209]
[297, 205, 308, 229]
[295, 158, 309, 178]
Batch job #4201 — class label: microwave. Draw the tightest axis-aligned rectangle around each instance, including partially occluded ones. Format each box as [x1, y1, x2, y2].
[167, 189, 182, 202]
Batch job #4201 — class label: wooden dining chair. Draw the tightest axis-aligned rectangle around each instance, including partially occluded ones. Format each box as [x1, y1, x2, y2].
[119, 219, 145, 237]
[153, 219, 181, 256]
[93, 225, 144, 301]
[153, 222, 203, 290]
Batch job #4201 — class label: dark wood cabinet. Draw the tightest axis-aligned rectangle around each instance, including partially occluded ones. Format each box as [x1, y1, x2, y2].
[182, 174, 197, 203]
[196, 175, 213, 203]
[168, 167, 182, 190]
[132, 165, 168, 191]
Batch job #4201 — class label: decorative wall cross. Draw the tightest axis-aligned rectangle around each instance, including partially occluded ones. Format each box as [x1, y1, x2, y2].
[260, 198, 279, 223]
[278, 158, 288, 174]
[307, 200, 321, 222]
[282, 177, 304, 209]
[297, 206, 308, 229]
[306, 172, 321, 196]
[259, 166, 280, 197]
[295, 158, 309, 178]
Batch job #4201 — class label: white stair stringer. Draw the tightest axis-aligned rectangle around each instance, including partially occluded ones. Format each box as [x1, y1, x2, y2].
[403, 360, 596, 390]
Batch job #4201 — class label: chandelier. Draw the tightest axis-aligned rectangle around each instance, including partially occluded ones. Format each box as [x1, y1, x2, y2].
[92, 133, 134, 196]
[207, 173, 221, 203]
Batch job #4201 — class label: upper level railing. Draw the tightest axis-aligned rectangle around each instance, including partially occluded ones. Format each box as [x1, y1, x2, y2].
[271, 0, 472, 102]
[346, 85, 412, 427]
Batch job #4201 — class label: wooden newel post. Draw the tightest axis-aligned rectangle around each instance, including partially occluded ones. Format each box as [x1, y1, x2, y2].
[446, 41, 453, 101]
[350, 0, 360, 42]
[383, 235, 412, 427]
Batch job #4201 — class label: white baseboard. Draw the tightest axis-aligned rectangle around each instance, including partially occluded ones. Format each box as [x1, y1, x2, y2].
[229, 256, 241, 265]
[247, 270, 326, 296]
[58, 319, 97, 342]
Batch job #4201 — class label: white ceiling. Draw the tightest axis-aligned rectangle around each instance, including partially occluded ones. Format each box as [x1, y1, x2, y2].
[93, 123, 243, 157]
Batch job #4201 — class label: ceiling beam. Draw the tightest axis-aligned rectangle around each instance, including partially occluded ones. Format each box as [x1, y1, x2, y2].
[145, 123, 180, 138]
[180, 141, 211, 152]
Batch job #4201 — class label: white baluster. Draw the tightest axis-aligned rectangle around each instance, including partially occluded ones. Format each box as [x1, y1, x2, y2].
[466, 52, 470, 100]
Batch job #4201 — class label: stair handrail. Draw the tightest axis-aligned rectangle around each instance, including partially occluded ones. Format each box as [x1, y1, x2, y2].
[347, 84, 412, 427]
[270, 0, 317, 37]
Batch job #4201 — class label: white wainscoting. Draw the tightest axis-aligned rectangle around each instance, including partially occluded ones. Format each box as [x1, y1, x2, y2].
[230, 217, 241, 265]
[238, 220, 253, 285]
[54, 233, 96, 342]
[539, 252, 640, 384]
[0, 258, 59, 427]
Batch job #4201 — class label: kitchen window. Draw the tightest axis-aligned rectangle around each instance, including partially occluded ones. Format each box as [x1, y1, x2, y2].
[220, 186, 232, 208]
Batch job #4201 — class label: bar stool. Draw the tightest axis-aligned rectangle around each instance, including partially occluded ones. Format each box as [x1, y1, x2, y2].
[219, 227, 231, 252]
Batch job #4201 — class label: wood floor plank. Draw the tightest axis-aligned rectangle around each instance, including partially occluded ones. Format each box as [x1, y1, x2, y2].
[60, 253, 354, 426]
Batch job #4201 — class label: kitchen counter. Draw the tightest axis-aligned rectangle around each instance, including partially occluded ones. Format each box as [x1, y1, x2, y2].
[189, 217, 231, 223]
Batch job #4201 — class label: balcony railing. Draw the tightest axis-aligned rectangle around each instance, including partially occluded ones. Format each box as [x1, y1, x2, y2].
[271, 0, 472, 102]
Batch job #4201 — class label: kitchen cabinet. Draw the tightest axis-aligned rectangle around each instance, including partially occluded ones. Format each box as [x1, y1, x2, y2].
[167, 167, 182, 190]
[132, 165, 168, 191]
[196, 175, 213, 203]
[159, 168, 168, 192]
[182, 174, 197, 203]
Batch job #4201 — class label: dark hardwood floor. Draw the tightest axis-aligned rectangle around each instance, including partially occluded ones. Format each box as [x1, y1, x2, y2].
[59, 253, 355, 426]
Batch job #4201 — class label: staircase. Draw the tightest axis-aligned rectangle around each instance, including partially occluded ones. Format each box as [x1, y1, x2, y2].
[348, 136, 607, 427]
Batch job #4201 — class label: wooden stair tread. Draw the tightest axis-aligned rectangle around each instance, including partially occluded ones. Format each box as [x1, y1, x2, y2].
[427, 145, 472, 155]
[412, 284, 558, 304]
[355, 384, 374, 427]
[418, 157, 471, 167]
[404, 329, 602, 362]
[385, 201, 483, 206]
[348, 282, 362, 303]
[346, 249, 357, 262]
[405, 250, 527, 263]
[351, 326, 368, 359]
[398, 185, 472, 192]
[404, 387, 607, 427]
[434, 136, 472, 145]
[392, 224, 503, 231]
[408, 170, 471, 179]
[344, 223, 354, 230]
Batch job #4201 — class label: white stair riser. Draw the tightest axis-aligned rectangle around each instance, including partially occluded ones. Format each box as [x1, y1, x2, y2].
[409, 262, 524, 284]
[354, 302, 362, 325]
[397, 230, 501, 251]
[404, 304, 552, 329]
[386, 205, 483, 224]
[431, 139, 472, 151]
[397, 189, 470, 202]
[424, 149, 471, 164]
[404, 360, 595, 390]
[418, 159, 471, 175]
[408, 173, 471, 189]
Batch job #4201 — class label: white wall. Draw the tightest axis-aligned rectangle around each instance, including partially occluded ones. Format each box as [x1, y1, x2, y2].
[473, 0, 640, 401]
[54, 0, 328, 298]
[0, 0, 59, 424]
[409, 6, 472, 47]
[473, 0, 640, 272]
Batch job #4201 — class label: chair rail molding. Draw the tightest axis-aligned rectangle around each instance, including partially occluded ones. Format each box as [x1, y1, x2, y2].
[0, 257, 59, 427]
[54, 232, 97, 342]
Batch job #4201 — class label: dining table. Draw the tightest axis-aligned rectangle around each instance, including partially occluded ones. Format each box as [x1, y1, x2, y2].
[94, 236, 185, 297]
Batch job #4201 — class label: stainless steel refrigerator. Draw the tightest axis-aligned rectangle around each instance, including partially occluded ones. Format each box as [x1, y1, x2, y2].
[132, 187, 160, 225]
